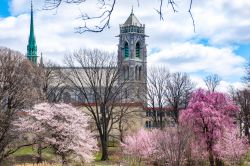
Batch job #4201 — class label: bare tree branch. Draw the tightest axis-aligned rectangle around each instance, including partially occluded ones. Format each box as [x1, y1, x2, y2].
[0, 47, 41, 162]
[147, 67, 170, 128]
[43, 0, 195, 33]
[204, 74, 221, 92]
[165, 72, 195, 123]
[61, 48, 129, 160]
[188, 0, 195, 32]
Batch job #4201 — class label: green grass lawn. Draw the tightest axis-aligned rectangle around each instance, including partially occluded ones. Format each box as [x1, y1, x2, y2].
[13, 146, 55, 160]
[3, 145, 250, 166]
[13, 146, 35, 156]
[2, 146, 56, 166]
[4, 145, 124, 166]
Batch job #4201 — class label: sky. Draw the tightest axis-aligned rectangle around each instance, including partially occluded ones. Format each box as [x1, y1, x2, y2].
[0, 0, 249, 92]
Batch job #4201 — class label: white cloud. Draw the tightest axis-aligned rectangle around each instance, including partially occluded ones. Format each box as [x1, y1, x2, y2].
[193, 0, 250, 45]
[0, 0, 249, 92]
[218, 81, 244, 93]
[148, 42, 245, 77]
[190, 76, 244, 93]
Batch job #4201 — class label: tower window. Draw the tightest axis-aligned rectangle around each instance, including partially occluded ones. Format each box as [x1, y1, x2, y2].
[139, 66, 142, 80]
[124, 42, 129, 58]
[63, 92, 71, 103]
[135, 66, 138, 80]
[124, 66, 129, 80]
[136, 42, 140, 58]
[125, 89, 129, 99]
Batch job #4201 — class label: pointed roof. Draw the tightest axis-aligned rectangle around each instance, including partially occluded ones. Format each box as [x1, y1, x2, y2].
[28, 0, 36, 47]
[27, 0, 38, 64]
[123, 8, 142, 26]
[39, 53, 44, 67]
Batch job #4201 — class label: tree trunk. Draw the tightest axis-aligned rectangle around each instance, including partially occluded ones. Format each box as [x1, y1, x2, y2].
[215, 158, 224, 166]
[100, 135, 109, 160]
[61, 153, 67, 166]
[244, 123, 250, 143]
[209, 151, 215, 166]
[160, 111, 163, 130]
[120, 130, 123, 143]
[0, 156, 4, 165]
[119, 120, 124, 143]
[36, 142, 42, 163]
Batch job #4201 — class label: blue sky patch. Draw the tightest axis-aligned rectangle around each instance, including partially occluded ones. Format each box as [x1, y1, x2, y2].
[235, 44, 250, 60]
[0, 0, 10, 17]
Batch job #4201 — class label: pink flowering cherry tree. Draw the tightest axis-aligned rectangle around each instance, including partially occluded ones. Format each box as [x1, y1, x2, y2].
[215, 127, 248, 165]
[122, 128, 156, 165]
[17, 103, 98, 165]
[122, 127, 193, 165]
[179, 89, 240, 166]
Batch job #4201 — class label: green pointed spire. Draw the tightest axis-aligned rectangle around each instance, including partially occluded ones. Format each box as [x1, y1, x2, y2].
[27, 0, 38, 64]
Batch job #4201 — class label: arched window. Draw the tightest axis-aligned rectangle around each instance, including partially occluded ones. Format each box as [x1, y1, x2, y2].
[135, 66, 138, 80]
[139, 66, 142, 80]
[48, 92, 56, 102]
[124, 42, 129, 58]
[77, 92, 85, 103]
[125, 89, 129, 99]
[136, 42, 140, 58]
[124, 66, 129, 80]
[123, 66, 126, 80]
[126, 66, 129, 80]
[63, 92, 71, 103]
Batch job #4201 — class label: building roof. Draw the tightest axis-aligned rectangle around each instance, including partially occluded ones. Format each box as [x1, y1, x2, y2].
[28, 1, 36, 49]
[123, 10, 142, 26]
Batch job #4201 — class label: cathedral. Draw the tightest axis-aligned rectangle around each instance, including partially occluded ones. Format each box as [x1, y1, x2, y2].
[25, 3, 160, 129]
[26, 3, 148, 102]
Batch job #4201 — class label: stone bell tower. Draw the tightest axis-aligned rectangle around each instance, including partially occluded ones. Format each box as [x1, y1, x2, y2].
[117, 9, 147, 104]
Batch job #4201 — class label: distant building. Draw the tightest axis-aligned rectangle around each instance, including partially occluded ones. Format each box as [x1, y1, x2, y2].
[26, 5, 148, 104]
[25, 3, 168, 130]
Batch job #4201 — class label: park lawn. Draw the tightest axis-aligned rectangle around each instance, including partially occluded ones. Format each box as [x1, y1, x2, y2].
[2, 146, 57, 166]
[4, 146, 250, 166]
[94, 146, 125, 165]
[13, 146, 55, 160]
[3, 145, 125, 166]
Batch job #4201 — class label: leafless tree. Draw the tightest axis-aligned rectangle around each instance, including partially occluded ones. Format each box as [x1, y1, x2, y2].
[147, 67, 170, 129]
[204, 74, 221, 92]
[39, 62, 67, 102]
[43, 0, 195, 33]
[243, 59, 250, 86]
[232, 89, 250, 141]
[165, 72, 194, 124]
[154, 126, 193, 166]
[62, 49, 127, 160]
[112, 103, 142, 143]
[0, 47, 40, 162]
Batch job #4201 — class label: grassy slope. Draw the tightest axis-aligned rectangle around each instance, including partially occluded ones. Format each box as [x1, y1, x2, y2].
[3, 146, 250, 166]
[3, 146, 124, 166]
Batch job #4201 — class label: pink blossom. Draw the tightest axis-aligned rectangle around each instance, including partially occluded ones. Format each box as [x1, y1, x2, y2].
[16, 103, 98, 163]
[179, 89, 240, 164]
[122, 128, 156, 160]
[214, 127, 248, 165]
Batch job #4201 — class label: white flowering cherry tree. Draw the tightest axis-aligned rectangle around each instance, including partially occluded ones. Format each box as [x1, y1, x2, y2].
[17, 103, 98, 165]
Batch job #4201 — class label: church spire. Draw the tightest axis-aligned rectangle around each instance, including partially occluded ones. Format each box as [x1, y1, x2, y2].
[27, 0, 38, 64]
